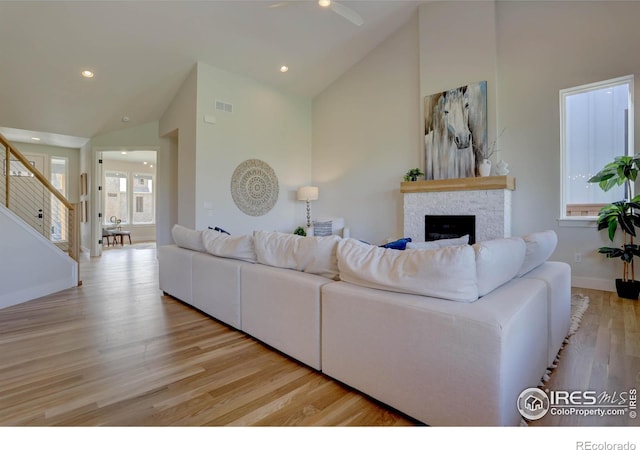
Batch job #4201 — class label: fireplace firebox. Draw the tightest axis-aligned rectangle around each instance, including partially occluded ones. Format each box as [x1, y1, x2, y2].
[425, 215, 476, 245]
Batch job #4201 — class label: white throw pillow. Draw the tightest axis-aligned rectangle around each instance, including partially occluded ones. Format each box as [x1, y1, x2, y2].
[201, 229, 257, 263]
[171, 224, 206, 252]
[337, 238, 478, 302]
[253, 230, 341, 280]
[517, 230, 558, 277]
[473, 237, 526, 296]
[406, 234, 469, 250]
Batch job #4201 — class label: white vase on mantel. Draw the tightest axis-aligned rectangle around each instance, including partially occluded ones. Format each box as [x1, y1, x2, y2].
[478, 159, 492, 177]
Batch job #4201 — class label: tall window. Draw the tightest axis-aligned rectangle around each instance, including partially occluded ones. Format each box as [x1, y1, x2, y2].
[560, 75, 634, 219]
[132, 173, 154, 224]
[50, 157, 67, 241]
[104, 171, 129, 224]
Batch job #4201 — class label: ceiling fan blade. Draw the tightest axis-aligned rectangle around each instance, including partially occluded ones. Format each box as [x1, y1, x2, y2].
[330, 1, 364, 26]
[268, 2, 298, 9]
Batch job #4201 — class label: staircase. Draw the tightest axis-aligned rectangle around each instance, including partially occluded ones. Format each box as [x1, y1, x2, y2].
[0, 132, 81, 308]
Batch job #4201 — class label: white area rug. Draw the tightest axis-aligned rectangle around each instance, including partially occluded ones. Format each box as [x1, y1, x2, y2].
[540, 293, 590, 384]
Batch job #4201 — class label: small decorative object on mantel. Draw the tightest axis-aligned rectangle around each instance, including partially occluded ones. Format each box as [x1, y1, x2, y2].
[495, 160, 509, 176]
[230, 159, 279, 217]
[293, 226, 307, 237]
[478, 159, 492, 177]
[474, 128, 506, 177]
[588, 154, 640, 300]
[404, 168, 425, 182]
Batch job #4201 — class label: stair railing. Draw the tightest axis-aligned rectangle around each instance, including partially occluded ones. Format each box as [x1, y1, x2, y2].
[0, 133, 81, 284]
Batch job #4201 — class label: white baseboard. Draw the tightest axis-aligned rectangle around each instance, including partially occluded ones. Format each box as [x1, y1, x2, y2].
[0, 276, 77, 310]
[572, 276, 615, 292]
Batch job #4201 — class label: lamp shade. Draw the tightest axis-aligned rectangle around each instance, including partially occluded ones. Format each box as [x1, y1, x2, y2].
[297, 186, 319, 201]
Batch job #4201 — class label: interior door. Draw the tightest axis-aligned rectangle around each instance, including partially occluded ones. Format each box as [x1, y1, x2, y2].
[7, 154, 47, 235]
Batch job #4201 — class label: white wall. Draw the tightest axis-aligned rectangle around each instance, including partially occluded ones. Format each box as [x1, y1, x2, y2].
[159, 65, 198, 229]
[312, 1, 640, 290]
[419, 1, 498, 148]
[494, 0, 640, 290]
[157, 133, 178, 247]
[312, 14, 420, 244]
[161, 62, 312, 235]
[0, 205, 77, 309]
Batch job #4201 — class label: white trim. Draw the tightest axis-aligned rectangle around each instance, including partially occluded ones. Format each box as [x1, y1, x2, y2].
[557, 217, 597, 228]
[559, 74, 634, 220]
[572, 276, 615, 292]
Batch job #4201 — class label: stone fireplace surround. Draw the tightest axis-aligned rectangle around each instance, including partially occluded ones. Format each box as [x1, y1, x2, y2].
[402, 176, 515, 243]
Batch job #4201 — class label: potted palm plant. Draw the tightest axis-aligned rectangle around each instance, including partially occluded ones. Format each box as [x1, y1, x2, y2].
[588, 154, 640, 299]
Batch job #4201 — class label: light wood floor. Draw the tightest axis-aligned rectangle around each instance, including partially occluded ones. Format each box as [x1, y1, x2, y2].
[529, 287, 640, 426]
[0, 244, 638, 426]
[0, 244, 416, 426]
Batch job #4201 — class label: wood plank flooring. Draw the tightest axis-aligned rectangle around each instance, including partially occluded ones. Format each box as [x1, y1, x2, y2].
[0, 245, 416, 426]
[0, 244, 638, 426]
[529, 288, 640, 426]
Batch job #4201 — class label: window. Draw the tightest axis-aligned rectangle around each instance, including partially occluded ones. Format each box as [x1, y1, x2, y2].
[104, 171, 129, 224]
[560, 75, 634, 220]
[132, 173, 154, 224]
[104, 170, 154, 225]
[50, 157, 67, 241]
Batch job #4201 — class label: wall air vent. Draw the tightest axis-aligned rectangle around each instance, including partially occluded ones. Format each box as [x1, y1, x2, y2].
[215, 100, 233, 113]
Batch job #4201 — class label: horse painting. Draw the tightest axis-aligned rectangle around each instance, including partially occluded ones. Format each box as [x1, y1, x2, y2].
[424, 81, 487, 180]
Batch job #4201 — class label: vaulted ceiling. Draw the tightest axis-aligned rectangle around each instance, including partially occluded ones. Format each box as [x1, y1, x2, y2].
[0, 1, 425, 147]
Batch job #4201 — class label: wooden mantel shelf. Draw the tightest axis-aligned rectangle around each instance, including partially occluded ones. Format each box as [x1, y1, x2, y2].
[401, 175, 516, 193]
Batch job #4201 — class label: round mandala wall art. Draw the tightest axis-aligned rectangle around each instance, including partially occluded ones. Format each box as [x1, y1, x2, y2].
[230, 159, 279, 216]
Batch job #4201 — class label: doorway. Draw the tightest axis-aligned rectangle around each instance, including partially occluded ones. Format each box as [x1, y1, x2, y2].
[99, 149, 157, 252]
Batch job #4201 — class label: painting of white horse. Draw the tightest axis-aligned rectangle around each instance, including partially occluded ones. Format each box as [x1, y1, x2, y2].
[424, 81, 487, 180]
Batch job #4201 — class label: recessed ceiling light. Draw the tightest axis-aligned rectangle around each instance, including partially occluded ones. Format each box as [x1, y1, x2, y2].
[150, 165, 153, 168]
[31, 137, 41, 141]
[319, 0, 331, 7]
[280, 65, 289, 73]
[143, 161, 148, 165]
[121, 151, 127, 155]
[122, 116, 130, 122]
[81, 70, 95, 78]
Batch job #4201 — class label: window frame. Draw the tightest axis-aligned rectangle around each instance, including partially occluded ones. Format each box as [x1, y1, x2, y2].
[132, 172, 154, 225]
[103, 170, 155, 226]
[104, 170, 130, 225]
[559, 74, 635, 225]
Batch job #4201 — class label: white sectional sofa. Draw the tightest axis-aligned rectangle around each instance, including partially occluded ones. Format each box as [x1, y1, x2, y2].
[158, 225, 570, 426]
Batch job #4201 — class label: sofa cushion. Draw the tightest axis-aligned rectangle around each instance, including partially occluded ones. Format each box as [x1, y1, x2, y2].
[336, 238, 478, 302]
[406, 234, 469, 250]
[171, 224, 206, 252]
[253, 230, 341, 280]
[473, 237, 526, 296]
[517, 230, 558, 277]
[201, 229, 257, 263]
